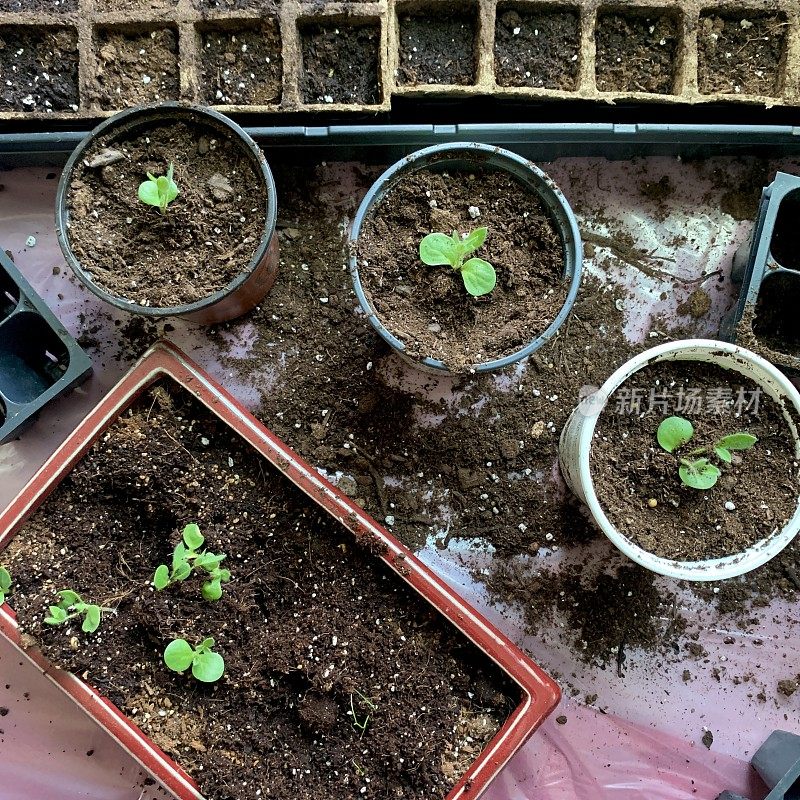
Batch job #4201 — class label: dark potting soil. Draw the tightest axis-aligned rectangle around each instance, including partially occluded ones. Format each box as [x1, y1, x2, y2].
[751, 273, 800, 358]
[591, 361, 799, 562]
[6, 381, 515, 800]
[0, 0, 75, 9]
[0, 27, 79, 112]
[199, 22, 282, 106]
[91, 28, 179, 111]
[66, 118, 268, 308]
[398, 12, 476, 86]
[494, 6, 580, 90]
[95, 0, 176, 9]
[595, 11, 679, 94]
[355, 167, 568, 371]
[300, 23, 380, 105]
[698, 12, 787, 96]
[193, 0, 276, 8]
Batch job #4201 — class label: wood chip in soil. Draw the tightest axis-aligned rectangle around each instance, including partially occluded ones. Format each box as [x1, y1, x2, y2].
[66, 117, 267, 308]
[6, 381, 515, 800]
[355, 166, 569, 371]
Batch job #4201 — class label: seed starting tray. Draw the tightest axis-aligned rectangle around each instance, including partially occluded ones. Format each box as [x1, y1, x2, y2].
[1, 0, 799, 122]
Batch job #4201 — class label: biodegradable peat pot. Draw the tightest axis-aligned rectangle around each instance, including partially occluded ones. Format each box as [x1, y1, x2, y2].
[0, 341, 559, 800]
[348, 142, 582, 374]
[559, 339, 800, 581]
[55, 102, 278, 325]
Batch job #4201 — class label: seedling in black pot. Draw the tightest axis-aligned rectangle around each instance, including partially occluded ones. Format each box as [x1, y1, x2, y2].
[419, 226, 496, 297]
[138, 162, 179, 215]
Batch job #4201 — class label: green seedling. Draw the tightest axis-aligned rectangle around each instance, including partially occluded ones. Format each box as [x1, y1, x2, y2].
[44, 590, 114, 633]
[164, 637, 225, 683]
[0, 567, 11, 605]
[657, 415, 757, 491]
[419, 226, 496, 297]
[138, 162, 179, 215]
[153, 523, 231, 601]
[349, 689, 377, 738]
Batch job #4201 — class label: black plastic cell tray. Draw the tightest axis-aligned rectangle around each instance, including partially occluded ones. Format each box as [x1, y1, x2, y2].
[0, 249, 92, 445]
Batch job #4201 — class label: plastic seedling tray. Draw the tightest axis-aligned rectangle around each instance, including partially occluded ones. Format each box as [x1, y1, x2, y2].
[722, 171, 800, 372]
[0, 248, 91, 445]
[753, 730, 800, 800]
[0, 340, 560, 800]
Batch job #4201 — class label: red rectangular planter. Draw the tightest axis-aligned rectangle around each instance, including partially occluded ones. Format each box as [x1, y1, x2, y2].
[0, 341, 560, 800]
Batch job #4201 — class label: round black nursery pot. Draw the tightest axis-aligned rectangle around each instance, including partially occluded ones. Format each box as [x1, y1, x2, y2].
[55, 102, 278, 325]
[348, 142, 583, 374]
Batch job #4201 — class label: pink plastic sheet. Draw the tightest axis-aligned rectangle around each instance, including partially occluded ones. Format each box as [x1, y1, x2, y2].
[1, 158, 798, 800]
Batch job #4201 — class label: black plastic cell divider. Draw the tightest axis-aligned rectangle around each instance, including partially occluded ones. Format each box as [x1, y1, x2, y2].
[0, 249, 92, 445]
[6, 123, 800, 168]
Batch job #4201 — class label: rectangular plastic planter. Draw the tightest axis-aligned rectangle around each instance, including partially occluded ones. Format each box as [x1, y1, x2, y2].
[0, 248, 92, 444]
[0, 340, 560, 800]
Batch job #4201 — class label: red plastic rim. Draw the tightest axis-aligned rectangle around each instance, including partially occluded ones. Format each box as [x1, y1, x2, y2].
[0, 341, 560, 800]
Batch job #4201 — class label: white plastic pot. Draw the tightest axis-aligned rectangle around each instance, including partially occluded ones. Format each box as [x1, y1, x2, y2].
[559, 339, 800, 581]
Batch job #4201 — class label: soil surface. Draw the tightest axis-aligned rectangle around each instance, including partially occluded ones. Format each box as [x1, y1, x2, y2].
[591, 361, 799, 561]
[199, 21, 282, 106]
[494, 6, 579, 90]
[193, 0, 277, 8]
[91, 28, 179, 111]
[752, 272, 800, 358]
[0, 27, 79, 112]
[0, 0, 75, 9]
[355, 166, 568, 371]
[698, 13, 787, 96]
[398, 12, 476, 86]
[595, 12, 679, 94]
[66, 116, 268, 308]
[300, 23, 380, 105]
[6, 381, 514, 800]
[94, 0, 176, 10]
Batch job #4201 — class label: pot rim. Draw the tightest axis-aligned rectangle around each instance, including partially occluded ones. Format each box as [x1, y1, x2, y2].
[0, 340, 560, 800]
[347, 141, 583, 374]
[568, 338, 800, 580]
[55, 101, 277, 319]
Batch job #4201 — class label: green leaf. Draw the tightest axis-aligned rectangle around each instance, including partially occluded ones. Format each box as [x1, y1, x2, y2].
[215, 568, 231, 583]
[153, 565, 170, 590]
[420, 233, 460, 267]
[460, 258, 496, 297]
[138, 179, 161, 208]
[0, 590, 5, 605]
[679, 459, 721, 490]
[194, 552, 225, 571]
[182, 524, 204, 551]
[173, 562, 191, 582]
[715, 433, 757, 451]
[461, 227, 487, 255]
[57, 590, 81, 608]
[82, 605, 101, 633]
[172, 541, 187, 571]
[192, 650, 225, 683]
[0, 567, 11, 593]
[657, 416, 694, 453]
[201, 579, 223, 602]
[200, 637, 215, 650]
[46, 605, 67, 624]
[164, 639, 195, 673]
[715, 447, 732, 463]
[164, 163, 179, 203]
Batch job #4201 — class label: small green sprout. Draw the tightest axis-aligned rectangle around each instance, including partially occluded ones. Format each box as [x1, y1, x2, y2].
[419, 226, 496, 297]
[657, 415, 757, 491]
[0, 567, 11, 605]
[153, 523, 231, 601]
[138, 162, 179, 215]
[349, 690, 377, 738]
[43, 590, 114, 633]
[164, 637, 225, 683]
